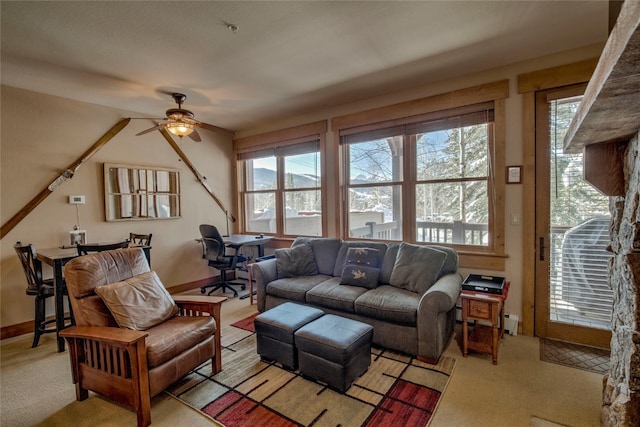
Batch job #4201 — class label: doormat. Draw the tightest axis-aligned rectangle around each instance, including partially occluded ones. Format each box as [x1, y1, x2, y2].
[540, 338, 610, 375]
[167, 316, 456, 427]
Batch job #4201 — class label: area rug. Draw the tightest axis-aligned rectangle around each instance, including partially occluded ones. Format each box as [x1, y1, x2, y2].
[540, 338, 610, 375]
[166, 314, 456, 427]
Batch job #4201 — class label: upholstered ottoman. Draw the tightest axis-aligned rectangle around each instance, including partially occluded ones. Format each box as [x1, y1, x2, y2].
[294, 314, 374, 392]
[254, 302, 324, 370]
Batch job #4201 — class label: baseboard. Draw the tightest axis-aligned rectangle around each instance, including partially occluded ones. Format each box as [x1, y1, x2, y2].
[167, 276, 221, 295]
[1, 315, 59, 341]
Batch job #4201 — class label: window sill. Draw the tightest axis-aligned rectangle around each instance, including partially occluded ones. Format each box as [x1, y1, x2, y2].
[458, 251, 507, 271]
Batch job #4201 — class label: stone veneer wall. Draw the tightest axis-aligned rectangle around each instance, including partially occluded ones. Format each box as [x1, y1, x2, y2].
[602, 131, 640, 426]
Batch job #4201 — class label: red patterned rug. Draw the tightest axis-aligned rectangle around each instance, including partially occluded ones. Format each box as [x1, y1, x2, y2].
[167, 314, 455, 427]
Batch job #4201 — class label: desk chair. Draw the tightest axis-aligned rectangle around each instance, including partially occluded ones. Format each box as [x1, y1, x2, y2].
[14, 242, 73, 347]
[77, 240, 130, 256]
[199, 224, 247, 297]
[128, 233, 152, 246]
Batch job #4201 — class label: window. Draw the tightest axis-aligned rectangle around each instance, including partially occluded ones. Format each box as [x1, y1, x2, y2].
[344, 130, 404, 241]
[342, 108, 494, 247]
[412, 111, 493, 246]
[235, 121, 326, 238]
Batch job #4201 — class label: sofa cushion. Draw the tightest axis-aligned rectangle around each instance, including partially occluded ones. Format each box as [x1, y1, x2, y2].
[293, 237, 342, 276]
[266, 275, 331, 302]
[379, 243, 400, 285]
[389, 243, 447, 294]
[145, 315, 216, 369]
[275, 243, 318, 278]
[340, 247, 381, 289]
[332, 241, 388, 277]
[355, 285, 420, 325]
[429, 245, 459, 274]
[306, 277, 369, 313]
[95, 271, 179, 331]
[63, 248, 151, 327]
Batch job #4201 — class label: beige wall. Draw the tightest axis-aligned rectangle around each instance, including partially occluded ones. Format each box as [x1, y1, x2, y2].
[1, 86, 236, 328]
[1, 42, 604, 333]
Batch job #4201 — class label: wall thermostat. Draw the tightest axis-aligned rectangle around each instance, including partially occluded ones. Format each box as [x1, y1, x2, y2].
[69, 195, 86, 204]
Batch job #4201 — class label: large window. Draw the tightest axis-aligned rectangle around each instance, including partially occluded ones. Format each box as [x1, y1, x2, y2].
[341, 103, 498, 249]
[236, 122, 326, 238]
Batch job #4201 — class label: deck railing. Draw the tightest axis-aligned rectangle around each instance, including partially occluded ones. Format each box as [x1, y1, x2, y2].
[350, 220, 488, 245]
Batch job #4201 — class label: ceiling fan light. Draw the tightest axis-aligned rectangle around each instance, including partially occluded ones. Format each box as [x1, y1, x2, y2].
[167, 121, 194, 137]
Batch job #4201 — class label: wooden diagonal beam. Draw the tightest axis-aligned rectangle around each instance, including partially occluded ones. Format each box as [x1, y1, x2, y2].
[1, 118, 131, 239]
[158, 128, 236, 223]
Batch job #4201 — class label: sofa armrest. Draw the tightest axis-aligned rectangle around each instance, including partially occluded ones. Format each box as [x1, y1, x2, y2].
[416, 272, 462, 362]
[251, 258, 277, 312]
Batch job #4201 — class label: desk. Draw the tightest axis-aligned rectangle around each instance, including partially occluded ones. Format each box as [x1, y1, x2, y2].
[37, 244, 151, 352]
[224, 235, 272, 303]
[223, 235, 272, 258]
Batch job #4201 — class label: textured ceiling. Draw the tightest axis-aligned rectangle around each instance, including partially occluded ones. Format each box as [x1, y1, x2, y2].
[1, 1, 608, 133]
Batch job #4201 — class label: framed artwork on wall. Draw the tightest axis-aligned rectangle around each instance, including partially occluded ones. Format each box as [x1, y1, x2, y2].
[507, 166, 522, 184]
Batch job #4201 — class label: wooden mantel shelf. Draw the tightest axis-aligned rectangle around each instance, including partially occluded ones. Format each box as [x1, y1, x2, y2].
[563, 1, 640, 196]
[564, 1, 640, 153]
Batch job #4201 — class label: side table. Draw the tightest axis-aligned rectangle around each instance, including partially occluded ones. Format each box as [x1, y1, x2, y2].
[461, 284, 509, 365]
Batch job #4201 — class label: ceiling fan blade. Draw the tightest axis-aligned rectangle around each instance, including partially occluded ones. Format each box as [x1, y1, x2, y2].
[136, 123, 165, 136]
[188, 128, 202, 142]
[198, 121, 236, 137]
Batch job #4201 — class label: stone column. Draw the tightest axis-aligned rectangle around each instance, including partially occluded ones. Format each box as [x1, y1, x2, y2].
[602, 132, 640, 426]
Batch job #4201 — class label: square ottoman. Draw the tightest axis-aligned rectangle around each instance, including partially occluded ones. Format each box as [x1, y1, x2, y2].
[254, 302, 324, 370]
[294, 314, 374, 392]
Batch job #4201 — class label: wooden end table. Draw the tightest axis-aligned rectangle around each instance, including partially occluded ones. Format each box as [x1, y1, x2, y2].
[461, 286, 508, 365]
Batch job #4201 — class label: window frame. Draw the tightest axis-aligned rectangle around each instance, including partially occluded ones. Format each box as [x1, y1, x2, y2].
[332, 81, 509, 269]
[234, 121, 327, 238]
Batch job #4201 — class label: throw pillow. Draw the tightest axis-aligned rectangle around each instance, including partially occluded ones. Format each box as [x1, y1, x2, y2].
[94, 271, 178, 331]
[389, 243, 447, 294]
[341, 264, 380, 289]
[275, 243, 318, 278]
[344, 247, 381, 267]
[340, 247, 381, 289]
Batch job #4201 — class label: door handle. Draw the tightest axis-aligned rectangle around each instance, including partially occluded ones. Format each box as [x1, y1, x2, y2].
[539, 237, 545, 261]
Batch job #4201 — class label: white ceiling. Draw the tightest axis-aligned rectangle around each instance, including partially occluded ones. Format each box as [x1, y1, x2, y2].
[1, 1, 608, 133]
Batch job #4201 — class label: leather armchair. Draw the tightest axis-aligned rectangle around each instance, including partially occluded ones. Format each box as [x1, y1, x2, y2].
[60, 248, 222, 427]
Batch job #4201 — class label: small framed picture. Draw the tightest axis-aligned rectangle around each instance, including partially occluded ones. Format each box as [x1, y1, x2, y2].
[69, 229, 87, 246]
[507, 166, 522, 184]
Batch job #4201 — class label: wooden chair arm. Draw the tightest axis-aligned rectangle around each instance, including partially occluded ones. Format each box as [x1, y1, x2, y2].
[173, 296, 220, 316]
[60, 325, 148, 345]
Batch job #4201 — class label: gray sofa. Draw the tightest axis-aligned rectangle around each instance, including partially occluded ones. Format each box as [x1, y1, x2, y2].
[252, 238, 462, 363]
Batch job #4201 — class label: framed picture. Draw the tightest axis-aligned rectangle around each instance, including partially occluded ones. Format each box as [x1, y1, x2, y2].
[69, 229, 87, 246]
[507, 166, 522, 184]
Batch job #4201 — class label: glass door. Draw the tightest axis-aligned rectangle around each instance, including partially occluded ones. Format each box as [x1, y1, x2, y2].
[534, 85, 612, 347]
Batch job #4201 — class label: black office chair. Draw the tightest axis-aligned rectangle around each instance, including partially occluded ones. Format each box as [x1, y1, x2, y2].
[77, 240, 130, 256]
[14, 242, 73, 347]
[199, 224, 247, 297]
[128, 232, 152, 246]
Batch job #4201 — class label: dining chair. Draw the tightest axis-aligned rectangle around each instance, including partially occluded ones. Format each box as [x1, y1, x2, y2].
[199, 224, 247, 297]
[14, 241, 73, 347]
[128, 232, 152, 246]
[77, 240, 130, 256]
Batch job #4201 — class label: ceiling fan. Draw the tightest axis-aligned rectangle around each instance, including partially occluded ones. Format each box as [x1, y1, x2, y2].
[136, 92, 234, 141]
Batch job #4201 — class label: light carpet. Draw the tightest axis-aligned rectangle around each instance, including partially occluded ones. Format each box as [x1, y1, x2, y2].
[166, 315, 456, 427]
